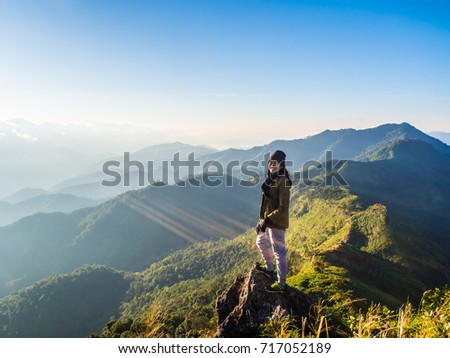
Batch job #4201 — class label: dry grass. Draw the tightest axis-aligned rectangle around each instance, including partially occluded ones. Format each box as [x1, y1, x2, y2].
[261, 287, 450, 338]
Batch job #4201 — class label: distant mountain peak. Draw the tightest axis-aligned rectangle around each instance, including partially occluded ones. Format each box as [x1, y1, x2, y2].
[2, 187, 49, 204]
[133, 141, 217, 155]
[388, 138, 447, 161]
[357, 136, 450, 163]
[387, 122, 431, 135]
[399, 121, 415, 128]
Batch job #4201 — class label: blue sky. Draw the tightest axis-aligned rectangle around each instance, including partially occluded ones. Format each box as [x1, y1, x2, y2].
[1, 0, 449, 148]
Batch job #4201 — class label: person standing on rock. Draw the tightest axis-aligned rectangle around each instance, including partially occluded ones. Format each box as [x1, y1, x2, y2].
[256, 150, 292, 292]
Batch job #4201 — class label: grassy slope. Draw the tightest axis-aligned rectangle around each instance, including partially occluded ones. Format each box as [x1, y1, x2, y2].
[0, 265, 133, 337]
[101, 180, 447, 337]
[286, 186, 425, 308]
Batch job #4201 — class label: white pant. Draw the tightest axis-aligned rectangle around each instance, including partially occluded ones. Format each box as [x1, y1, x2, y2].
[256, 228, 288, 283]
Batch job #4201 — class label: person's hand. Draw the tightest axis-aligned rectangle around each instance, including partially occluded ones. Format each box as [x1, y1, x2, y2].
[256, 219, 267, 234]
[261, 219, 267, 232]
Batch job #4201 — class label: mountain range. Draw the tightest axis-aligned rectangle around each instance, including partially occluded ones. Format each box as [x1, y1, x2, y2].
[48, 142, 218, 199]
[0, 175, 259, 297]
[2, 122, 447, 218]
[1, 122, 450, 337]
[0, 193, 105, 227]
[0, 118, 201, 198]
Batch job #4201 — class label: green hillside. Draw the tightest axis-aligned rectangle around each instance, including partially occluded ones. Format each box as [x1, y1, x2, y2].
[340, 140, 450, 290]
[286, 186, 425, 307]
[0, 265, 133, 337]
[0, 176, 259, 297]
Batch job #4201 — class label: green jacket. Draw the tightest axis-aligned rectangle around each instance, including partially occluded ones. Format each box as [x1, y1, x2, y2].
[259, 175, 291, 230]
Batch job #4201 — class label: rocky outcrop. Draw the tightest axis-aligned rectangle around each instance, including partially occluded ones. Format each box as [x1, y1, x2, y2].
[214, 264, 313, 337]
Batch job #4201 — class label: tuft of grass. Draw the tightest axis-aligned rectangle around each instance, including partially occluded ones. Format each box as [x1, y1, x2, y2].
[347, 286, 450, 338]
[260, 286, 450, 338]
[143, 301, 166, 338]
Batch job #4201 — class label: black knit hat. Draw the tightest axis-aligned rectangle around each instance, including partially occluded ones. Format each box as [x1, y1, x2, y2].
[269, 150, 286, 163]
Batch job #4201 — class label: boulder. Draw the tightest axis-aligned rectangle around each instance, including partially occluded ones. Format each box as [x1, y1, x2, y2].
[215, 264, 313, 337]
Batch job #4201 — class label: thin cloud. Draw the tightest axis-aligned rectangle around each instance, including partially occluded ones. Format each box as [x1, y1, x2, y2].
[11, 129, 37, 142]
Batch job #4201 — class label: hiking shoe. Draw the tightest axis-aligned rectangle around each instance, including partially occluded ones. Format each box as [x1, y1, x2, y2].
[265, 282, 287, 293]
[255, 262, 277, 280]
